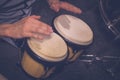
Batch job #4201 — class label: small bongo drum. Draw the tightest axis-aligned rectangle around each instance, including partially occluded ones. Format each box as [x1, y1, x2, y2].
[21, 33, 68, 78]
[54, 14, 93, 62]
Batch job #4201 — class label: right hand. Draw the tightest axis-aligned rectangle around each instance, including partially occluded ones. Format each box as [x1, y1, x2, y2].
[7, 15, 53, 40]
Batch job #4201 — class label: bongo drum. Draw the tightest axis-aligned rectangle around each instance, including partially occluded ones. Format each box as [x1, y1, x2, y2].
[21, 33, 68, 78]
[54, 14, 93, 62]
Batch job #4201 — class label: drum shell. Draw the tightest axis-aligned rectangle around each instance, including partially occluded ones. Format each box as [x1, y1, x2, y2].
[21, 40, 68, 78]
[63, 35, 91, 62]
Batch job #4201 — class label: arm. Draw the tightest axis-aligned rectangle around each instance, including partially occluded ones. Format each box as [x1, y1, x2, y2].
[0, 15, 53, 40]
[0, 24, 11, 37]
[47, 0, 82, 14]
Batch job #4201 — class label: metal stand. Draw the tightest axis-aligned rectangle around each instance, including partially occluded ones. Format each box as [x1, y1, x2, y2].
[79, 54, 120, 79]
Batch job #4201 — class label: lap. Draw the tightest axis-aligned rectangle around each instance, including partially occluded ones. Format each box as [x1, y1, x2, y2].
[0, 39, 34, 80]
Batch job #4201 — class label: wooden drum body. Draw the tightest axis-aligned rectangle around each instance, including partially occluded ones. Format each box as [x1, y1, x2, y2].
[21, 33, 68, 78]
[54, 14, 94, 62]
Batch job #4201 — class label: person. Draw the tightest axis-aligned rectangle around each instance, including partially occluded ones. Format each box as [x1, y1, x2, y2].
[0, 0, 82, 80]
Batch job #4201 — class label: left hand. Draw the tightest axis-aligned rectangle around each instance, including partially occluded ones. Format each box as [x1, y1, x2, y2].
[48, 0, 82, 14]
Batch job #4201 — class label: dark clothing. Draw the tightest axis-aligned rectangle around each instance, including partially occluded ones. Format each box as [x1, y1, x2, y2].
[0, 0, 36, 80]
[0, 39, 35, 80]
[0, 0, 36, 48]
[0, 0, 36, 23]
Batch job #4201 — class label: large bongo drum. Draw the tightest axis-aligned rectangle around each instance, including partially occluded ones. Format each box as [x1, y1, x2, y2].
[54, 14, 94, 62]
[21, 33, 68, 78]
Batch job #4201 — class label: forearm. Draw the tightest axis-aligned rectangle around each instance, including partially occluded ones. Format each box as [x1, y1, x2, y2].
[0, 24, 13, 37]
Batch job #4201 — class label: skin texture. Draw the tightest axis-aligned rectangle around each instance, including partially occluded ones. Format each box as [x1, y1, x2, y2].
[0, 15, 53, 40]
[48, 0, 82, 14]
[0, 0, 82, 40]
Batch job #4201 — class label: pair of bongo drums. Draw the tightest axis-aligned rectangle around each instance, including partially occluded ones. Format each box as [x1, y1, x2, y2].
[21, 14, 93, 79]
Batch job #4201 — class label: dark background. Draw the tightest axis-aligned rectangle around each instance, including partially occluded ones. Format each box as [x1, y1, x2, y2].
[31, 0, 120, 80]
[1, 0, 120, 80]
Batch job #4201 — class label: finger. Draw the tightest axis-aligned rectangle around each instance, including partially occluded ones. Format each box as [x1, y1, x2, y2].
[48, 26, 53, 33]
[60, 1, 82, 14]
[30, 24, 53, 37]
[29, 19, 53, 34]
[26, 32, 44, 40]
[31, 15, 41, 20]
[25, 15, 53, 35]
[36, 28, 52, 35]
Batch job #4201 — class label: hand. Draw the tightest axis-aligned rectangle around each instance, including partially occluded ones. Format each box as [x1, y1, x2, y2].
[48, 0, 60, 12]
[48, 0, 82, 14]
[7, 15, 53, 40]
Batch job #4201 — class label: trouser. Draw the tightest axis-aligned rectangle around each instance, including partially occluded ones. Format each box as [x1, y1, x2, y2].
[0, 39, 35, 80]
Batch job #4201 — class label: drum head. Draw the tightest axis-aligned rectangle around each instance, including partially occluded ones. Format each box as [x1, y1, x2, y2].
[28, 33, 67, 62]
[54, 14, 93, 45]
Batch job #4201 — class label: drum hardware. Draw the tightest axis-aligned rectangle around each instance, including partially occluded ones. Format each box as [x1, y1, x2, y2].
[67, 47, 84, 63]
[79, 54, 120, 78]
[106, 17, 120, 40]
[79, 54, 120, 63]
[99, 0, 120, 40]
[98, 0, 120, 76]
[78, 54, 96, 63]
[99, 13, 120, 39]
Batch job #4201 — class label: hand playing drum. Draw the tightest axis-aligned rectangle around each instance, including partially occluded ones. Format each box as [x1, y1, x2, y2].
[4, 15, 53, 40]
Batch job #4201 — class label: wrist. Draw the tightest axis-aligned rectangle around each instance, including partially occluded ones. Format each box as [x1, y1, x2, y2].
[0, 24, 14, 38]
